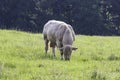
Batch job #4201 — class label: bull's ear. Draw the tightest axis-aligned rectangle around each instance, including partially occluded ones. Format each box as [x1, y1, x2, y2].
[72, 47, 78, 51]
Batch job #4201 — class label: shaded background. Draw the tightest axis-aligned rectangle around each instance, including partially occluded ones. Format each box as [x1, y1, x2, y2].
[0, 0, 120, 35]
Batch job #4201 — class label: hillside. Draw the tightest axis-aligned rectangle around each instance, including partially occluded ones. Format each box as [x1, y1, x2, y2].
[0, 30, 120, 80]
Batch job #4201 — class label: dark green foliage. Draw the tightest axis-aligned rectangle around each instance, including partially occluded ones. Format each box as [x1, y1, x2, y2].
[0, 0, 120, 35]
[108, 54, 120, 61]
[91, 70, 106, 80]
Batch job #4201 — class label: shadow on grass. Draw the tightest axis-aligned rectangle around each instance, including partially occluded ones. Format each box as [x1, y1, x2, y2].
[17, 52, 60, 61]
[39, 53, 60, 61]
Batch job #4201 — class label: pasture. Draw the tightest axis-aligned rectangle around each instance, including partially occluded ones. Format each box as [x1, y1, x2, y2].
[0, 30, 120, 80]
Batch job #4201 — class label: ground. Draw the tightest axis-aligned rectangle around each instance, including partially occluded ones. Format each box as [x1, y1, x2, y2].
[0, 30, 120, 80]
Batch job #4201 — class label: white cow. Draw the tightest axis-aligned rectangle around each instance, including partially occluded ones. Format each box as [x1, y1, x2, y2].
[43, 20, 77, 60]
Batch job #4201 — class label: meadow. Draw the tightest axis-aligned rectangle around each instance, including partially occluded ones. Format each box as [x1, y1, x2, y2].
[0, 29, 120, 80]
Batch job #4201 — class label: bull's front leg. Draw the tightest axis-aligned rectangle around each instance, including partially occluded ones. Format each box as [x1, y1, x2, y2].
[52, 47, 55, 57]
[60, 49, 63, 60]
[50, 42, 56, 57]
[56, 40, 63, 60]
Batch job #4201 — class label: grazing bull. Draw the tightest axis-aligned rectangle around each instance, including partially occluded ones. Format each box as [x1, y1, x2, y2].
[43, 20, 78, 60]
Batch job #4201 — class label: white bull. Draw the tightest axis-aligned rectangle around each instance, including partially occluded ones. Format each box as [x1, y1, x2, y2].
[43, 20, 77, 60]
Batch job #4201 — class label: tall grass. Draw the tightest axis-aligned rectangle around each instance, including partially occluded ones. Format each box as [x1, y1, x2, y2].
[0, 29, 120, 80]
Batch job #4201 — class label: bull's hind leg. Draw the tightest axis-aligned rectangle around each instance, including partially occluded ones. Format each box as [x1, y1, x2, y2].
[44, 39, 49, 54]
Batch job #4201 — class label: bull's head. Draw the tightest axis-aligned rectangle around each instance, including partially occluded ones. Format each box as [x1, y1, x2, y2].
[60, 45, 78, 61]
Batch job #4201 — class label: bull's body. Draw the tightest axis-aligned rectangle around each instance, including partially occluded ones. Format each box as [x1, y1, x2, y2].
[43, 20, 77, 60]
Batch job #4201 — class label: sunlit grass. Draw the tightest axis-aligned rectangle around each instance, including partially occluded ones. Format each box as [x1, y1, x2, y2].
[0, 29, 120, 80]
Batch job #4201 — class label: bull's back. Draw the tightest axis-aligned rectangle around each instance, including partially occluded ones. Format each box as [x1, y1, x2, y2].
[43, 20, 61, 42]
[43, 20, 71, 42]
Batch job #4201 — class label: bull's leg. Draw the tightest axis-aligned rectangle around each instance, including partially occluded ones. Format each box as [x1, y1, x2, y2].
[44, 39, 49, 54]
[52, 47, 55, 57]
[60, 43, 63, 60]
[60, 50, 63, 60]
[56, 40, 63, 60]
[51, 43, 56, 57]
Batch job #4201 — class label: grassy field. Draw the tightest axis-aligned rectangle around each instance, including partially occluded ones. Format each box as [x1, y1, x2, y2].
[0, 29, 120, 80]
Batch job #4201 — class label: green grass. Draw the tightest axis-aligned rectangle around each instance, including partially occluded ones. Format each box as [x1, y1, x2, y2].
[0, 29, 120, 80]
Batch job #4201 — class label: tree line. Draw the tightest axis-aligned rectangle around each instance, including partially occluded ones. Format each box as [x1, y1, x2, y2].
[0, 0, 120, 35]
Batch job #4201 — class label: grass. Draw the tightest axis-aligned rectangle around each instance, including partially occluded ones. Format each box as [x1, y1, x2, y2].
[0, 29, 120, 80]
